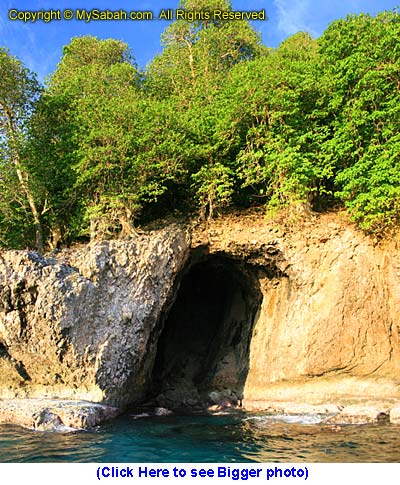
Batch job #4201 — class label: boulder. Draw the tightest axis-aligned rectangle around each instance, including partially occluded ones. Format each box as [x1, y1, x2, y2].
[323, 405, 390, 425]
[0, 399, 119, 430]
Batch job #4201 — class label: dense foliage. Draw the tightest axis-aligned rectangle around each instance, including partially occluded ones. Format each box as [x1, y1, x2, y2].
[0, 2, 399, 250]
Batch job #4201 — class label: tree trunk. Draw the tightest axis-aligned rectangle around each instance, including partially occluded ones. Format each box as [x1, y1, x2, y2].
[4, 110, 44, 253]
[183, 38, 196, 82]
[48, 225, 62, 250]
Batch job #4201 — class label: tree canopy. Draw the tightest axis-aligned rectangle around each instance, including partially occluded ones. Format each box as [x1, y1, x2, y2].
[0, 7, 399, 250]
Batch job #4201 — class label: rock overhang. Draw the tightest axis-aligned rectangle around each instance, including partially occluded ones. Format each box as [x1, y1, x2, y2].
[0, 212, 399, 416]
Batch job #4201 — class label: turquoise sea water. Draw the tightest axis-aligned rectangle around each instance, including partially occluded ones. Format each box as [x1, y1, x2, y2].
[1, 412, 400, 463]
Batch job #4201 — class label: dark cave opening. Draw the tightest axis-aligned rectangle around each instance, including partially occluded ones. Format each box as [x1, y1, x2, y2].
[149, 255, 262, 408]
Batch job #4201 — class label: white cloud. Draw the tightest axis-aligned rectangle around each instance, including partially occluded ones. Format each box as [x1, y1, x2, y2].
[273, 0, 317, 37]
[273, 0, 397, 42]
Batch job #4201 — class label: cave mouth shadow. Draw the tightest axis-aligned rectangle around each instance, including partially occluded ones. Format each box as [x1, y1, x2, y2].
[148, 254, 262, 409]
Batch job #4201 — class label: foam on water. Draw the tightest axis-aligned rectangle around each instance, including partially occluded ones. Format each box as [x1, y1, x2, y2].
[1, 412, 400, 462]
[244, 413, 329, 425]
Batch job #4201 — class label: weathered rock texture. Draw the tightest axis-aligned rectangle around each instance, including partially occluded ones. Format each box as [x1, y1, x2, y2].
[195, 212, 400, 405]
[0, 399, 118, 430]
[1, 212, 400, 411]
[0, 226, 189, 407]
[323, 404, 390, 424]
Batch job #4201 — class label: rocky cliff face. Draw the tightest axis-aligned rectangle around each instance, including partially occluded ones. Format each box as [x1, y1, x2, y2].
[0, 226, 190, 406]
[1, 212, 400, 409]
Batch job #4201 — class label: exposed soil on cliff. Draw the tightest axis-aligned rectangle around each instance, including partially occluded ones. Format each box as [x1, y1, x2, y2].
[187, 206, 400, 256]
[191, 207, 356, 252]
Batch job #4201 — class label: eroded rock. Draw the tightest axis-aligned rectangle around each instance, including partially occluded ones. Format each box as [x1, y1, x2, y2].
[0, 226, 190, 407]
[323, 405, 390, 424]
[0, 399, 119, 430]
[1, 213, 400, 411]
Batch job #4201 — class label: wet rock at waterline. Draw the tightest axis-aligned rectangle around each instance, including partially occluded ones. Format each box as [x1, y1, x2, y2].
[323, 404, 390, 425]
[0, 399, 119, 430]
[1, 212, 400, 414]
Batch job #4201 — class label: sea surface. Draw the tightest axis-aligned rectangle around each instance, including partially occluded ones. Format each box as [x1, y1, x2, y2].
[1, 411, 400, 463]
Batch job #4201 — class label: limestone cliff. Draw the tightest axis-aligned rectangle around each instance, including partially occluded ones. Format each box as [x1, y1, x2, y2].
[1, 212, 400, 409]
[0, 226, 189, 406]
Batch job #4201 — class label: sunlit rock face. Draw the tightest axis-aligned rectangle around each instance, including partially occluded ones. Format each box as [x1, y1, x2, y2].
[0, 226, 190, 407]
[194, 214, 400, 405]
[1, 213, 400, 410]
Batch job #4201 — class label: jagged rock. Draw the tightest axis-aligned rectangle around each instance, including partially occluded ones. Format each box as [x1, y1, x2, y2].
[32, 409, 63, 431]
[154, 407, 173, 416]
[0, 226, 190, 407]
[1, 212, 400, 413]
[0, 399, 119, 430]
[323, 405, 390, 424]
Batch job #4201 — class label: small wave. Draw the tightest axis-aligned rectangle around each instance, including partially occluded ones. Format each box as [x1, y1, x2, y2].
[130, 413, 151, 420]
[244, 413, 326, 425]
[30, 424, 78, 433]
[52, 424, 77, 433]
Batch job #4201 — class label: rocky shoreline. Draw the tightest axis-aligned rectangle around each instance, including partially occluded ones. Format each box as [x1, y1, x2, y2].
[2, 213, 400, 426]
[242, 399, 400, 425]
[0, 399, 119, 431]
[2, 397, 400, 431]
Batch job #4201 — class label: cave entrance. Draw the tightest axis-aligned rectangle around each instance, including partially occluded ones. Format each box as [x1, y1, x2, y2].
[149, 255, 262, 408]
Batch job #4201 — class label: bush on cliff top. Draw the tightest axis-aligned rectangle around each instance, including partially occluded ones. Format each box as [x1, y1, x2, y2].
[0, 5, 399, 249]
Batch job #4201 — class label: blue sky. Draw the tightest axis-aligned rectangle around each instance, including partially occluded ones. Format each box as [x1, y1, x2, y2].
[0, 0, 398, 82]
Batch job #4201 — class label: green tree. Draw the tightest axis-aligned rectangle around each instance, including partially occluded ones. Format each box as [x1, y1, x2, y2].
[319, 10, 400, 233]
[47, 36, 189, 238]
[0, 48, 43, 250]
[147, 0, 263, 101]
[25, 93, 77, 248]
[216, 32, 328, 215]
[146, 0, 265, 218]
[47, 37, 142, 238]
[3, 9, 397, 248]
